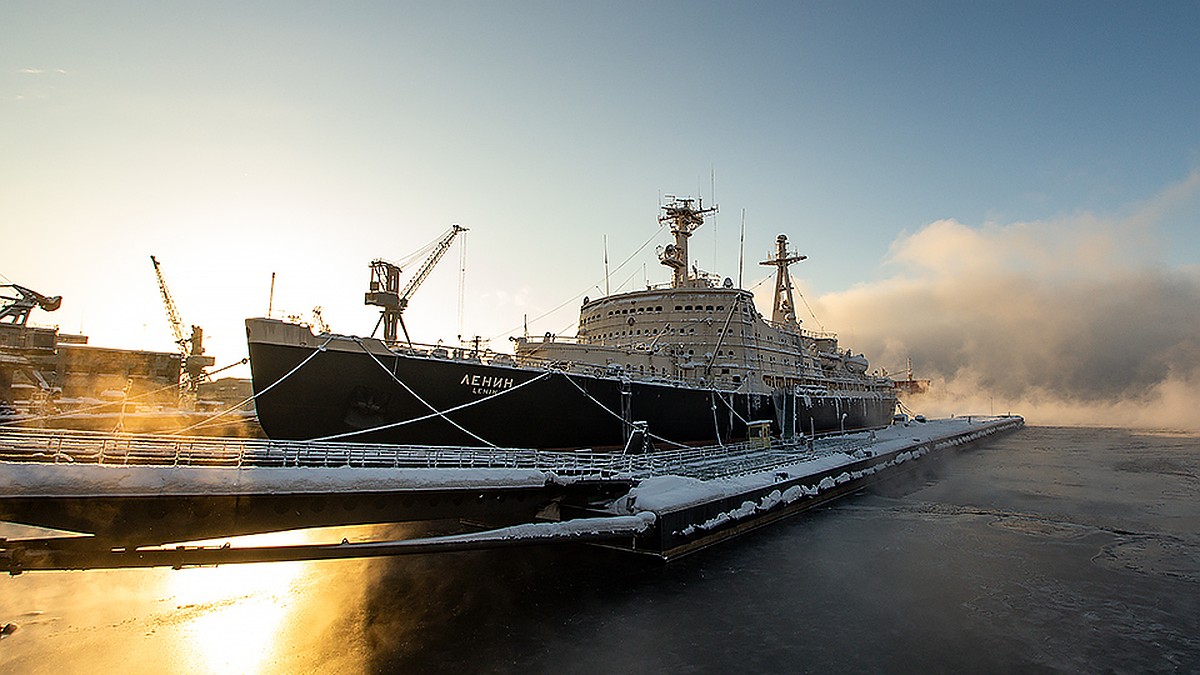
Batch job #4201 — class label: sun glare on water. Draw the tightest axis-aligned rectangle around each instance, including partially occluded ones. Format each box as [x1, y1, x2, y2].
[162, 532, 313, 673]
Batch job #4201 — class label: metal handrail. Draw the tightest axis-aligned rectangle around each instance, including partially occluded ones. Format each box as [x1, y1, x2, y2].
[0, 428, 863, 481]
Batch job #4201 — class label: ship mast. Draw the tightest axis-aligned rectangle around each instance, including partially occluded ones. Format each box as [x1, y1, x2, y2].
[759, 234, 807, 325]
[657, 196, 718, 288]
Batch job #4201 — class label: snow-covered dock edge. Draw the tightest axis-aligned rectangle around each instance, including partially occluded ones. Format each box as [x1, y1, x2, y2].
[602, 415, 1025, 560]
[1, 416, 1024, 571]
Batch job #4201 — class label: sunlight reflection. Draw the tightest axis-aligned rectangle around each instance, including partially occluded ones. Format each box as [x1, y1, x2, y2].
[164, 530, 314, 673]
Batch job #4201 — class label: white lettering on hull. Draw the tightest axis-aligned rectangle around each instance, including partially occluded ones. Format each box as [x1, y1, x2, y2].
[460, 372, 516, 396]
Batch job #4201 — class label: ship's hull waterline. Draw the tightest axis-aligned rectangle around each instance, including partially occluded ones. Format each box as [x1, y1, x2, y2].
[247, 320, 896, 450]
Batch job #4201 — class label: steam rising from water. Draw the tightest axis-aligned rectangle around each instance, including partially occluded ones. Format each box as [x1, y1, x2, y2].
[813, 173, 1200, 430]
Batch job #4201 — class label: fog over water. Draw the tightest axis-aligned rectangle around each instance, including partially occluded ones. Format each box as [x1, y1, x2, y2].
[812, 172, 1200, 430]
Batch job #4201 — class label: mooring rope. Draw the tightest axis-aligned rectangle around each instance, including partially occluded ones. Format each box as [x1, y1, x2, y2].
[0, 379, 187, 428]
[714, 389, 753, 426]
[342, 337, 496, 446]
[556, 370, 691, 450]
[709, 390, 725, 448]
[170, 335, 338, 435]
[313, 338, 551, 446]
[305, 368, 551, 443]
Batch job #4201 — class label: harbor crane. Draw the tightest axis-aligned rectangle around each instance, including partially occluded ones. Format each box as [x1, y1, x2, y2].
[150, 256, 215, 392]
[0, 284, 62, 326]
[365, 224, 467, 346]
[0, 283, 62, 411]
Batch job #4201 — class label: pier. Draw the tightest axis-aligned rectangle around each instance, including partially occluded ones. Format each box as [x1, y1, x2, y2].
[0, 416, 1023, 572]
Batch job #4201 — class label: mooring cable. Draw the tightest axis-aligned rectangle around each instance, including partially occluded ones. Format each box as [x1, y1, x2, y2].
[709, 390, 725, 448]
[0, 379, 195, 428]
[556, 370, 692, 450]
[316, 338, 550, 446]
[170, 334, 337, 435]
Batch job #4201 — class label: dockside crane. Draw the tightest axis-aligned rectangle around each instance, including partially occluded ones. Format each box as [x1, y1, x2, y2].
[365, 224, 467, 346]
[0, 284, 62, 326]
[150, 256, 215, 393]
[0, 283, 63, 411]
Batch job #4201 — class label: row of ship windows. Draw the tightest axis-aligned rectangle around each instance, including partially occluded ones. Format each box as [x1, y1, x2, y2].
[591, 327, 701, 339]
[583, 304, 731, 324]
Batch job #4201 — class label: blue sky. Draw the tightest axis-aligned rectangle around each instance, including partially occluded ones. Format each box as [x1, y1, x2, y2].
[3, 1, 1198, 390]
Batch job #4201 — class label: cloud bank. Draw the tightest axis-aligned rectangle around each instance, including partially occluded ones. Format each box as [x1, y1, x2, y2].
[814, 174, 1200, 430]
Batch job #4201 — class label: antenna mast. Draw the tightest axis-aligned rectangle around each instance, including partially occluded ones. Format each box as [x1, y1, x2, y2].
[656, 196, 718, 288]
[604, 235, 610, 296]
[737, 209, 746, 289]
[758, 234, 807, 325]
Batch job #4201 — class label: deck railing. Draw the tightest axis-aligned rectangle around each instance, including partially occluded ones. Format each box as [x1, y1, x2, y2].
[0, 428, 875, 482]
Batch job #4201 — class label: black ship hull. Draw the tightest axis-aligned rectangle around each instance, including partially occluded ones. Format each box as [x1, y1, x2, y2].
[248, 329, 896, 450]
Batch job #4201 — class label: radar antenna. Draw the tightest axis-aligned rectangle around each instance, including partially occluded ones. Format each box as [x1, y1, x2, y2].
[657, 196, 718, 288]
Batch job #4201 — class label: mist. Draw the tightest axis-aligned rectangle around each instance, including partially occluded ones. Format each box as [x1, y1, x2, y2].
[810, 177, 1200, 430]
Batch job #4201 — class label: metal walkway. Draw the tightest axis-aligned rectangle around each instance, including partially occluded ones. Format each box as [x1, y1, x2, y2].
[0, 418, 1025, 572]
[0, 428, 863, 481]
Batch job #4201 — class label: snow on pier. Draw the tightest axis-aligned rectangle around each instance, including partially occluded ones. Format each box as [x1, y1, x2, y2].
[0, 416, 1023, 569]
[0, 417, 1018, 496]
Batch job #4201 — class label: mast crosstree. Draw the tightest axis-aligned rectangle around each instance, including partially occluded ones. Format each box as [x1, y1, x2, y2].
[759, 234, 807, 325]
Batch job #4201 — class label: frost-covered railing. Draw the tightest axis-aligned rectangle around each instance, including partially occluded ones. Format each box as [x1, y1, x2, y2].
[0, 428, 871, 481]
